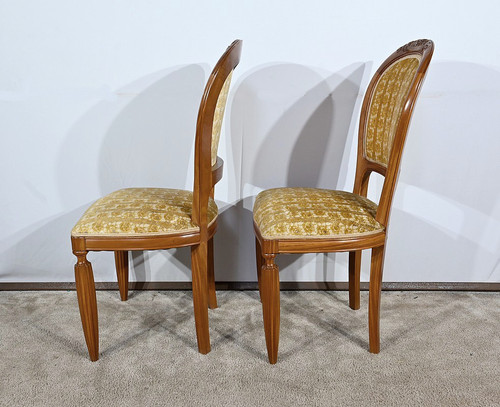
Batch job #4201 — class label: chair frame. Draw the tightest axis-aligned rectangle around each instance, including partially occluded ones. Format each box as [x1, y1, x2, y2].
[72, 40, 242, 361]
[254, 39, 434, 364]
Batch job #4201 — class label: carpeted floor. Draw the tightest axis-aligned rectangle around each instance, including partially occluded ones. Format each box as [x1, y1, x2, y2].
[0, 290, 498, 406]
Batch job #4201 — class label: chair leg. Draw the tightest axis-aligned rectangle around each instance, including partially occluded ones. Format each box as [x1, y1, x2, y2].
[368, 245, 385, 354]
[261, 254, 280, 364]
[207, 237, 218, 309]
[191, 242, 211, 354]
[255, 238, 264, 302]
[114, 251, 129, 301]
[74, 250, 99, 362]
[348, 250, 362, 310]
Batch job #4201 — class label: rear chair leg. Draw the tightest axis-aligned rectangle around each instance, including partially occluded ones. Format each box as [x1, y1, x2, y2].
[207, 238, 218, 309]
[115, 251, 129, 301]
[348, 250, 362, 310]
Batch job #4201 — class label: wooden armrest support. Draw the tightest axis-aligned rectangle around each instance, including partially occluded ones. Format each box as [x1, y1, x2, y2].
[211, 157, 224, 187]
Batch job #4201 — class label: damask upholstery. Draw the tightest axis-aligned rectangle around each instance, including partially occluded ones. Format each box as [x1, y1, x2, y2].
[365, 56, 421, 167]
[211, 71, 233, 165]
[253, 187, 384, 239]
[72, 188, 218, 237]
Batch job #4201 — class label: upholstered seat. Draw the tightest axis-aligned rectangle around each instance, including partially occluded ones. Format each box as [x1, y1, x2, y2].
[72, 188, 218, 237]
[253, 188, 383, 239]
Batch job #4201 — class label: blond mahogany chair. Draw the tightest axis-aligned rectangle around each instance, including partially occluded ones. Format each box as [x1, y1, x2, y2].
[71, 40, 242, 361]
[253, 39, 434, 364]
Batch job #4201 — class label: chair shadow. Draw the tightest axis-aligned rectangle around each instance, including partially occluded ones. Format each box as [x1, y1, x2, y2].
[54, 63, 208, 284]
[226, 62, 367, 282]
[208, 291, 364, 363]
[385, 61, 500, 284]
[56, 63, 207, 208]
[100, 291, 199, 357]
[0, 205, 101, 281]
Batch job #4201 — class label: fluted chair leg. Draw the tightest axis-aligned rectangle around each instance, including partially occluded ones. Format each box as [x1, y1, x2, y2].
[261, 254, 280, 364]
[368, 245, 385, 354]
[115, 251, 129, 301]
[207, 238, 218, 309]
[74, 251, 99, 362]
[191, 242, 211, 354]
[348, 250, 362, 310]
[255, 238, 264, 302]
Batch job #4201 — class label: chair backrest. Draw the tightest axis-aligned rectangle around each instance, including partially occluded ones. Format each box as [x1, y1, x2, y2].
[353, 39, 434, 227]
[192, 40, 242, 234]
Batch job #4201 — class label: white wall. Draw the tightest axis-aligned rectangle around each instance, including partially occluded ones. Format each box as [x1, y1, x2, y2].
[1, 0, 499, 283]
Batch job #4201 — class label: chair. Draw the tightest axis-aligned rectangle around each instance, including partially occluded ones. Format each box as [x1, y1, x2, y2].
[71, 40, 242, 361]
[253, 39, 434, 364]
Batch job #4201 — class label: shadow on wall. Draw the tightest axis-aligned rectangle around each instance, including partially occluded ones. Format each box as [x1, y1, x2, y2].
[97, 65, 208, 194]
[205, 63, 367, 282]
[0, 205, 92, 281]
[377, 61, 500, 283]
[4, 62, 500, 285]
[13, 64, 208, 281]
[252, 63, 366, 190]
[57, 64, 207, 207]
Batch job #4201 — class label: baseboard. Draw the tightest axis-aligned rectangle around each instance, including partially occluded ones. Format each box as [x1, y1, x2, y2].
[0, 281, 498, 291]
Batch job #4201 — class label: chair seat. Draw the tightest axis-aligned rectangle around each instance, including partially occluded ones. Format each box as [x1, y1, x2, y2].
[72, 188, 218, 237]
[253, 187, 384, 239]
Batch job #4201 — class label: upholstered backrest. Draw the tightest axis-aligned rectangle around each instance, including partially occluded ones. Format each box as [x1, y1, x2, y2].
[211, 71, 233, 166]
[192, 40, 242, 231]
[354, 40, 434, 227]
[364, 56, 421, 167]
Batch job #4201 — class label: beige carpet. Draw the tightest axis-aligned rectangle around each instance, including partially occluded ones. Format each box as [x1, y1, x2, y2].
[0, 290, 498, 406]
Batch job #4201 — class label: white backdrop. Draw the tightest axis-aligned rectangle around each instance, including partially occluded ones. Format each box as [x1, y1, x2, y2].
[1, 0, 499, 283]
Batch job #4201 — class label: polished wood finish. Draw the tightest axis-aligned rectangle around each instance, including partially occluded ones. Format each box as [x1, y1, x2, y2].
[191, 241, 210, 354]
[368, 245, 385, 353]
[207, 237, 217, 309]
[71, 40, 242, 361]
[74, 250, 99, 362]
[348, 250, 361, 310]
[255, 237, 264, 301]
[114, 251, 129, 301]
[83, 221, 218, 251]
[261, 254, 280, 364]
[211, 157, 224, 186]
[254, 40, 434, 363]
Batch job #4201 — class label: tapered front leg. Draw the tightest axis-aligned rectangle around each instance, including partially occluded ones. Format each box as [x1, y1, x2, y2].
[114, 251, 129, 301]
[368, 245, 385, 354]
[207, 238, 217, 309]
[261, 253, 280, 364]
[74, 250, 99, 361]
[191, 242, 211, 354]
[255, 238, 264, 301]
[348, 250, 362, 310]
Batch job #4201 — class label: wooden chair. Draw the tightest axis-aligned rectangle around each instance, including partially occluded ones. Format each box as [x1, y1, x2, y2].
[253, 39, 434, 364]
[71, 40, 242, 361]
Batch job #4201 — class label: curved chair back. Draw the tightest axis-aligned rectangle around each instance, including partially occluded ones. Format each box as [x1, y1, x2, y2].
[192, 40, 242, 234]
[354, 39, 434, 227]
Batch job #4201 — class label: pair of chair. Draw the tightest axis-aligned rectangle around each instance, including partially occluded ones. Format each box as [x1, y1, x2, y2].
[71, 39, 434, 363]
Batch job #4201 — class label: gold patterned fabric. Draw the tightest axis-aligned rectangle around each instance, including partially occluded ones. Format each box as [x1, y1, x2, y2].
[72, 188, 218, 237]
[211, 71, 233, 165]
[253, 188, 383, 239]
[365, 56, 421, 167]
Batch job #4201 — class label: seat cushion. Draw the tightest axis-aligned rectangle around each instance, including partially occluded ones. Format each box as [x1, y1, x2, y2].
[253, 187, 384, 239]
[72, 188, 218, 237]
